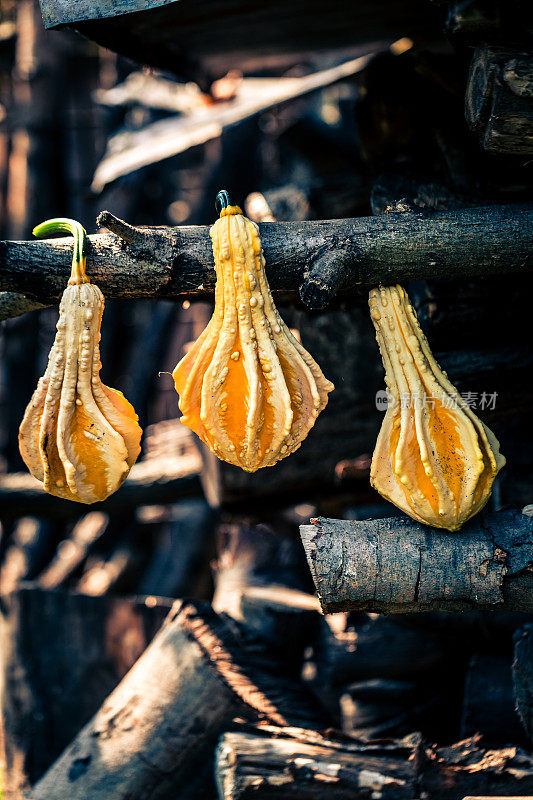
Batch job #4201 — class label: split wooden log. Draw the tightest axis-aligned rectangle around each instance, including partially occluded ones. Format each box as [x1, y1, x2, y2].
[0, 585, 172, 797]
[512, 624, 533, 744]
[0, 205, 531, 317]
[418, 735, 533, 800]
[38, 0, 440, 87]
[419, 734, 533, 800]
[215, 724, 533, 800]
[215, 727, 419, 800]
[300, 508, 533, 613]
[29, 600, 328, 800]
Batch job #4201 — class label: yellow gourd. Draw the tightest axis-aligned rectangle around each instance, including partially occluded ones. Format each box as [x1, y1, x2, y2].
[369, 285, 505, 531]
[173, 191, 334, 472]
[19, 218, 142, 503]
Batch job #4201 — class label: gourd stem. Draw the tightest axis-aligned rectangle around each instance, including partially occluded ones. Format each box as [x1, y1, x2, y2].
[215, 190, 233, 215]
[33, 218, 88, 285]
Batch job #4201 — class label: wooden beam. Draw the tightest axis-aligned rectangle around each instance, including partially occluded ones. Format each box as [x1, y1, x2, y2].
[0, 457, 201, 522]
[0, 204, 531, 318]
[37, 0, 441, 87]
[300, 508, 533, 614]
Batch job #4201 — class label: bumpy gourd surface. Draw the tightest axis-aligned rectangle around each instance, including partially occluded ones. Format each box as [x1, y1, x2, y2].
[369, 285, 505, 531]
[19, 228, 142, 503]
[173, 204, 334, 471]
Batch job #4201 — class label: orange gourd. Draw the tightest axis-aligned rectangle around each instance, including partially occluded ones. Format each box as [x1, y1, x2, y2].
[369, 285, 505, 530]
[19, 218, 142, 503]
[173, 191, 334, 471]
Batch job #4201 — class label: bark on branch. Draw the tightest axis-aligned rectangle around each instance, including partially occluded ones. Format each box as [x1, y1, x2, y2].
[300, 508, 533, 614]
[0, 204, 531, 318]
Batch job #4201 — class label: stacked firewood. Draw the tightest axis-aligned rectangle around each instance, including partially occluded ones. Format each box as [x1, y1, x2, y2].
[1, 520, 532, 798]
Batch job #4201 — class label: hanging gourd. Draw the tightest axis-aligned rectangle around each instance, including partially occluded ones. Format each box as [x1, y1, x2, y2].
[173, 191, 334, 472]
[19, 218, 142, 503]
[369, 285, 505, 531]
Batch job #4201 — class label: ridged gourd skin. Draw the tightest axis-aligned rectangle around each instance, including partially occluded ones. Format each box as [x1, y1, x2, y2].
[19, 219, 142, 504]
[369, 285, 505, 531]
[173, 198, 334, 472]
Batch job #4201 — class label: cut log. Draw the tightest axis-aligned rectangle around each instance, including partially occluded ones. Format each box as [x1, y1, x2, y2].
[215, 727, 419, 800]
[300, 508, 533, 613]
[0, 205, 531, 315]
[216, 725, 533, 800]
[512, 624, 533, 744]
[0, 585, 172, 796]
[29, 600, 328, 800]
[466, 46, 533, 155]
[307, 611, 465, 740]
[419, 734, 533, 800]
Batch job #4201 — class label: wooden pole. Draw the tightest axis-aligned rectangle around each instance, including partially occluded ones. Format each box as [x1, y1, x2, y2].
[0, 204, 531, 319]
[300, 508, 533, 613]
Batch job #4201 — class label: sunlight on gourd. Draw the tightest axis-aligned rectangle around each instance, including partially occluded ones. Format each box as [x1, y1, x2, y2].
[19, 218, 142, 503]
[369, 285, 505, 531]
[173, 191, 334, 472]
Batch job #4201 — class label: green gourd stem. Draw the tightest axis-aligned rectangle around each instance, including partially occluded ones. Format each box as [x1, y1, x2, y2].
[215, 189, 233, 215]
[33, 218, 88, 285]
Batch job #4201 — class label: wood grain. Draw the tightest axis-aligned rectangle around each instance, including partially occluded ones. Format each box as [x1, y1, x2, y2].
[300, 508, 533, 613]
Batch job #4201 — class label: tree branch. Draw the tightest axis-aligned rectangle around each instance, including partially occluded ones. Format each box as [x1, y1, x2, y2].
[300, 508, 533, 614]
[0, 204, 530, 318]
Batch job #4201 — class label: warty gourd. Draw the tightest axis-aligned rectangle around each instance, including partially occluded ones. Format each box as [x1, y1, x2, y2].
[173, 191, 334, 472]
[369, 285, 505, 531]
[19, 218, 142, 503]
